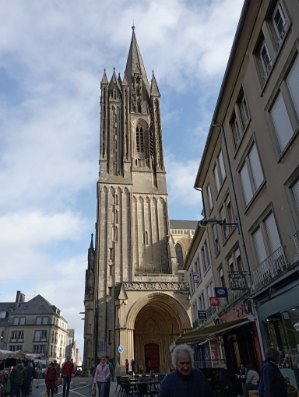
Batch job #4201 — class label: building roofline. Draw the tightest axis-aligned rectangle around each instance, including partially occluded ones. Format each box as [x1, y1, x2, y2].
[194, 0, 253, 188]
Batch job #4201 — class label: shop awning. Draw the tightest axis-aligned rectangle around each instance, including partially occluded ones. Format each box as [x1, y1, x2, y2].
[176, 317, 253, 344]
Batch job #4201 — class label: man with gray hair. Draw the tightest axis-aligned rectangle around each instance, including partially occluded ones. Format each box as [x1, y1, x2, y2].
[159, 344, 212, 397]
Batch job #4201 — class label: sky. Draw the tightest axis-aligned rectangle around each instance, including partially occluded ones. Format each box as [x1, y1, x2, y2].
[0, 0, 244, 359]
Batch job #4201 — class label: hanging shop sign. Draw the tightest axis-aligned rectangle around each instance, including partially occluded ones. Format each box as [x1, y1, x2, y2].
[192, 272, 201, 283]
[228, 272, 248, 290]
[214, 287, 228, 298]
[198, 310, 207, 319]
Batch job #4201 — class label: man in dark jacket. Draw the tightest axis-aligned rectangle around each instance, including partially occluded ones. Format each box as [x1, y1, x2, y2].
[258, 348, 287, 397]
[158, 344, 212, 397]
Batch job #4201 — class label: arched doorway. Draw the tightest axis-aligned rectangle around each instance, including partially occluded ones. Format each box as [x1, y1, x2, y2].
[132, 294, 190, 373]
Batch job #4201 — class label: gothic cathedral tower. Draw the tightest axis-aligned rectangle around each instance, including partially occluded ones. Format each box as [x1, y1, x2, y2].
[84, 28, 192, 374]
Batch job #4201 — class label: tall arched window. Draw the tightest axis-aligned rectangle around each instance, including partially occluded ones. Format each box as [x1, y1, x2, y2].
[136, 125, 144, 153]
[175, 243, 184, 268]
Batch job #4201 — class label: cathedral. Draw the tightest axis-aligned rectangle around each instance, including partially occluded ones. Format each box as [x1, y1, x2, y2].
[83, 27, 196, 374]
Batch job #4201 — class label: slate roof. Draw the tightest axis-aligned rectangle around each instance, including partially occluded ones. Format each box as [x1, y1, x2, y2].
[11, 295, 61, 316]
[169, 220, 198, 230]
[0, 302, 15, 326]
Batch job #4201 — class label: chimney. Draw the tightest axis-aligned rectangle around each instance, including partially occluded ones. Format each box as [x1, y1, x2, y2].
[15, 290, 25, 307]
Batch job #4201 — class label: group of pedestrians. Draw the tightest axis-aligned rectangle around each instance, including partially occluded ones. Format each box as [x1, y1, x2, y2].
[1, 360, 34, 397]
[44, 357, 75, 397]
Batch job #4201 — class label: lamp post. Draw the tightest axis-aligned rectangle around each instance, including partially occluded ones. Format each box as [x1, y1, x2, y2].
[198, 218, 240, 231]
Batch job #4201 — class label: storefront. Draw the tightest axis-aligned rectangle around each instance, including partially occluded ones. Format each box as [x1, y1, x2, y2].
[256, 282, 299, 388]
[176, 316, 261, 371]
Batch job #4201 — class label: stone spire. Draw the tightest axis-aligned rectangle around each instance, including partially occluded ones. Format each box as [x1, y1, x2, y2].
[124, 26, 149, 91]
[150, 71, 160, 97]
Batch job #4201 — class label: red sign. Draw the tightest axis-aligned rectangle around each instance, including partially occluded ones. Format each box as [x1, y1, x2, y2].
[209, 297, 220, 307]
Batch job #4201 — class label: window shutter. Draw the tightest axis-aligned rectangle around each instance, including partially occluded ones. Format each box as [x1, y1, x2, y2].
[240, 163, 252, 204]
[253, 227, 267, 263]
[249, 144, 263, 190]
[270, 92, 293, 151]
[264, 213, 281, 252]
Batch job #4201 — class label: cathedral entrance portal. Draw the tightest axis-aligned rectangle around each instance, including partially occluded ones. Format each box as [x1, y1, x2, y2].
[131, 293, 190, 374]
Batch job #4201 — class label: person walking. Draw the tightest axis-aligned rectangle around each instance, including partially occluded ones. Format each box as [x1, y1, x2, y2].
[93, 357, 110, 397]
[23, 361, 34, 396]
[158, 344, 212, 397]
[10, 362, 25, 397]
[258, 347, 288, 397]
[45, 362, 57, 397]
[131, 359, 136, 376]
[125, 359, 129, 375]
[61, 357, 74, 397]
[104, 356, 114, 397]
[242, 363, 259, 397]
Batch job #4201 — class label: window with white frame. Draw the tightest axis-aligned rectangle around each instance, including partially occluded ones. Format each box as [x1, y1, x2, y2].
[272, 2, 288, 42]
[201, 240, 210, 273]
[193, 257, 202, 284]
[10, 330, 24, 341]
[213, 150, 226, 193]
[227, 246, 243, 272]
[207, 183, 213, 211]
[286, 55, 299, 120]
[33, 345, 46, 354]
[36, 316, 48, 325]
[218, 267, 226, 287]
[198, 293, 205, 310]
[231, 113, 242, 148]
[9, 345, 22, 351]
[259, 40, 272, 78]
[34, 330, 47, 342]
[13, 317, 25, 325]
[206, 281, 214, 303]
[252, 212, 282, 265]
[240, 143, 264, 205]
[189, 272, 195, 295]
[269, 55, 299, 154]
[219, 195, 235, 239]
[270, 91, 294, 152]
[239, 91, 250, 127]
[230, 88, 251, 148]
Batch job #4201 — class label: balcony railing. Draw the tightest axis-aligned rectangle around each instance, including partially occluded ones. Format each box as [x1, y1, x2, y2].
[252, 246, 288, 289]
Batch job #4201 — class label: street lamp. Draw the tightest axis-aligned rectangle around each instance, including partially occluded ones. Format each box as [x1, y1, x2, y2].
[198, 218, 240, 232]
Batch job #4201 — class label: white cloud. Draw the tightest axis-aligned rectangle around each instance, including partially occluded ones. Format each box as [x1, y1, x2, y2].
[166, 152, 202, 216]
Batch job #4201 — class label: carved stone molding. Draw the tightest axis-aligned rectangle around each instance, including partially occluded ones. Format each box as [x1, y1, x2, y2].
[123, 281, 189, 292]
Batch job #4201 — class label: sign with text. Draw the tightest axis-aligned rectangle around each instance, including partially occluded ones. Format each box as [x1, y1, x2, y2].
[192, 272, 201, 283]
[198, 310, 207, 319]
[228, 272, 248, 290]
